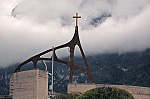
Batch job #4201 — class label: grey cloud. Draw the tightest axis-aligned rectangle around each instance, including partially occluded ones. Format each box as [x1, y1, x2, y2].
[0, 0, 150, 67]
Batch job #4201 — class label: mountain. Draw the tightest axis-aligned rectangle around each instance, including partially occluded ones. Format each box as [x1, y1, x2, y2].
[0, 49, 150, 95]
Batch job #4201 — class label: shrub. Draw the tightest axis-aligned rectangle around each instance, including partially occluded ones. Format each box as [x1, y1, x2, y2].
[76, 87, 134, 99]
[53, 87, 134, 99]
[53, 93, 79, 99]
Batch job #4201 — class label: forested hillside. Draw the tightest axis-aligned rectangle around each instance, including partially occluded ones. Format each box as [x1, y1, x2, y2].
[0, 49, 150, 95]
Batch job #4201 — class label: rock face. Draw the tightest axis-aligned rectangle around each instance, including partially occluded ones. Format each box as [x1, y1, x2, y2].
[68, 84, 150, 99]
[10, 69, 48, 99]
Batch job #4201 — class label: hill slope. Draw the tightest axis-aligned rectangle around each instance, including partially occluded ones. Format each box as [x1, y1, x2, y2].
[0, 49, 150, 95]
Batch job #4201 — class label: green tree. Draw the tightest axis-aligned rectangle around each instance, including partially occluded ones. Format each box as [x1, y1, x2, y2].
[76, 87, 134, 99]
[53, 87, 134, 99]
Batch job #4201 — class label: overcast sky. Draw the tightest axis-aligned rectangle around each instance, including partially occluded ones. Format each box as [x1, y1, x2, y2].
[0, 0, 150, 67]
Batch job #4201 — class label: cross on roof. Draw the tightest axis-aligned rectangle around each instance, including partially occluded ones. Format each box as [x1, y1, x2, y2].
[73, 13, 81, 26]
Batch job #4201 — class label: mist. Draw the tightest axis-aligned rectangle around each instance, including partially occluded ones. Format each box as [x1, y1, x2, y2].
[0, 0, 150, 66]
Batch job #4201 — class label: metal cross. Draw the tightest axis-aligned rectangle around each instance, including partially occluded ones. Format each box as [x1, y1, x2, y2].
[73, 13, 81, 26]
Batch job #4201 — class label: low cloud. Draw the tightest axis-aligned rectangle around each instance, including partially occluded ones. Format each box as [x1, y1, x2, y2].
[0, 0, 150, 66]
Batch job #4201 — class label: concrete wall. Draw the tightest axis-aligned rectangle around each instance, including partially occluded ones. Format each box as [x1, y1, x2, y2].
[10, 69, 48, 99]
[68, 84, 150, 99]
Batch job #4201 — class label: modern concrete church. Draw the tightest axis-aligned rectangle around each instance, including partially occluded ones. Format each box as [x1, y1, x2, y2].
[9, 13, 94, 99]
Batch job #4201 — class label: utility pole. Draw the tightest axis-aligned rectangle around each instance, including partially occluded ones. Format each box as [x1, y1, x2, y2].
[41, 46, 54, 97]
[51, 46, 54, 94]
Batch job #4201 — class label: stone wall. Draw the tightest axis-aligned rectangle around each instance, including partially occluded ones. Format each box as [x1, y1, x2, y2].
[10, 69, 48, 99]
[68, 84, 150, 99]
